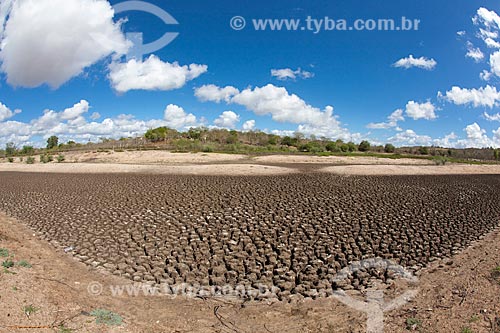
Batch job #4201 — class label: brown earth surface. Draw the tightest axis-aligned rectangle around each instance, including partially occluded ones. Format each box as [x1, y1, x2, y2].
[1, 212, 500, 332]
[0, 154, 499, 332]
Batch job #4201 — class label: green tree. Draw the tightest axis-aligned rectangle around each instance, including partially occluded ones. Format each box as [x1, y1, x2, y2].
[418, 146, 429, 155]
[358, 140, 371, 152]
[494, 149, 499, 161]
[21, 145, 34, 155]
[384, 143, 395, 153]
[325, 141, 339, 152]
[347, 142, 357, 152]
[46, 136, 59, 149]
[281, 136, 298, 147]
[5, 142, 16, 156]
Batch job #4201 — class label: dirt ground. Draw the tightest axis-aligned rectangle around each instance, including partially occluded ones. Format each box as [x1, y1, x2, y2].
[1, 212, 500, 333]
[1, 150, 500, 175]
[1, 153, 500, 332]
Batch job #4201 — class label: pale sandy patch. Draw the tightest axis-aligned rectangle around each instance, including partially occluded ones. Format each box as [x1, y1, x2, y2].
[320, 164, 500, 175]
[0, 162, 295, 176]
[253, 154, 433, 165]
[63, 150, 249, 164]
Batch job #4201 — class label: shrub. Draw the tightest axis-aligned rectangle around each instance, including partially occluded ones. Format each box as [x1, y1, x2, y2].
[347, 142, 357, 152]
[57, 154, 65, 163]
[358, 140, 371, 152]
[325, 141, 340, 152]
[17, 260, 32, 268]
[0, 248, 9, 257]
[7, 157, 14, 163]
[40, 154, 53, 163]
[90, 309, 123, 326]
[26, 157, 35, 164]
[432, 156, 448, 165]
[201, 145, 214, 153]
[46, 136, 59, 149]
[418, 146, 429, 155]
[2, 259, 14, 268]
[21, 145, 34, 155]
[384, 143, 395, 153]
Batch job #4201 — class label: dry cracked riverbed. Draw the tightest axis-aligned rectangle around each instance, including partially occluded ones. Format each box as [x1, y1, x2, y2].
[0, 172, 499, 302]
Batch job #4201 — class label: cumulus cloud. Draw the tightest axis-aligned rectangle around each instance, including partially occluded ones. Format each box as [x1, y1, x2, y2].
[0, 100, 202, 147]
[480, 70, 492, 81]
[0, 0, 130, 88]
[194, 84, 239, 103]
[405, 101, 437, 120]
[195, 83, 354, 140]
[484, 111, 500, 121]
[474, 7, 500, 31]
[366, 109, 404, 129]
[438, 85, 500, 108]
[466, 42, 484, 62]
[0, 102, 20, 122]
[213, 111, 240, 129]
[242, 120, 256, 131]
[163, 104, 198, 129]
[489, 51, 500, 77]
[271, 68, 314, 81]
[389, 129, 432, 146]
[463, 122, 492, 147]
[393, 55, 437, 70]
[109, 55, 207, 93]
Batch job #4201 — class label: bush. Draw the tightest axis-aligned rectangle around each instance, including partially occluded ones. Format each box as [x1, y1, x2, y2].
[432, 156, 448, 165]
[201, 145, 214, 153]
[384, 143, 395, 153]
[46, 136, 59, 149]
[40, 154, 53, 163]
[90, 309, 123, 326]
[26, 157, 35, 164]
[7, 157, 14, 163]
[418, 146, 429, 155]
[358, 140, 371, 152]
[21, 145, 34, 155]
[280, 136, 298, 147]
[325, 141, 340, 152]
[57, 154, 65, 163]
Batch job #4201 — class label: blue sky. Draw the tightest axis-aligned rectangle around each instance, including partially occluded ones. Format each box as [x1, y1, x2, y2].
[1, 0, 500, 147]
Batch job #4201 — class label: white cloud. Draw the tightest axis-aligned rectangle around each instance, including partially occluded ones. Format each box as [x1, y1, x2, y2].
[494, 127, 500, 140]
[474, 7, 500, 30]
[484, 37, 500, 48]
[405, 101, 437, 120]
[194, 84, 240, 103]
[90, 112, 101, 120]
[484, 112, 500, 121]
[480, 70, 492, 81]
[457, 30, 466, 36]
[367, 109, 404, 129]
[0, 100, 203, 147]
[109, 55, 207, 93]
[195, 83, 355, 140]
[213, 111, 240, 129]
[439, 85, 500, 108]
[242, 120, 256, 131]
[271, 68, 314, 81]
[489, 51, 500, 77]
[463, 122, 492, 147]
[60, 100, 90, 120]
[0, 0, 129, 88]
[466, 42, 484, 62]
[393, 55, 437, 70]
[389, 129, 432, 146]
[433, 132, 458, 147]
[163, 104, 198, 130]
[0, 102, 20, 122]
